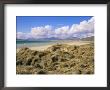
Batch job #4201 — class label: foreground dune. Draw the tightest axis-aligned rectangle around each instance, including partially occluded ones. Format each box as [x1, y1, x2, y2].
[16, 42, 94, 74]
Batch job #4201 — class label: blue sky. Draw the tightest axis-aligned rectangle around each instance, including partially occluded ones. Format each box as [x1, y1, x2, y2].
[16, 16, 94, 39]
[17, 16, 92, 33]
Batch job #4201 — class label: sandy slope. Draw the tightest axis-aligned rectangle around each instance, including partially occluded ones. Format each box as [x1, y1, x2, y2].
[17, 41, 93, 52]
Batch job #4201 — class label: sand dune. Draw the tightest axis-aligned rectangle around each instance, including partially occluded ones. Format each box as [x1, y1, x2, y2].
[17, 41, 92, 52]
[16, 42, 94, 74]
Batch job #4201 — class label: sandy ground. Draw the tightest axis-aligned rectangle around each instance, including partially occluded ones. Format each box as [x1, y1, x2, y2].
[17, 41, 93, 52]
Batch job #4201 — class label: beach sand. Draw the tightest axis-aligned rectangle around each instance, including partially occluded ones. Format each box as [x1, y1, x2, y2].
[17, 41, 93, 52]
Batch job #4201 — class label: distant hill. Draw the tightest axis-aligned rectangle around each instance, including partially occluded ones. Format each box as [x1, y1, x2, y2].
[16, 37, 80, 41]
[80, 36, 94, 41]
[16, 39, 25, 41]
[64, 37, 80, 40]
[17, 36, 94, 41]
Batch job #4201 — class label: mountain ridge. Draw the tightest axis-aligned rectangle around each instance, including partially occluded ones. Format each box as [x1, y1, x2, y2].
[17, 36, 94, 41]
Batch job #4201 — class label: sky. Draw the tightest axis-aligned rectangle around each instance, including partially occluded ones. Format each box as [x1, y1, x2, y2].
[16, 16, 94, 39]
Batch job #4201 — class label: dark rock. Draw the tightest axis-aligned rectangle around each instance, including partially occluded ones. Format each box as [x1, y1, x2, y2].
[26, 58, 32, 65]
[37, 70, 47, 74]
[34, 63, 43, 69]
[51, 55, 59, 62]
[80, 64, 87, 68]
[16, 60, 22, 65]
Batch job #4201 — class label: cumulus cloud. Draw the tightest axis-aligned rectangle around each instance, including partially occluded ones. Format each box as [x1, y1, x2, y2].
[17, 17, 94, 39]
[68, 17, 94, 35]
[17, 32, 32, 39]
[55, 26, 69, 34]
[30, 25, 54, 39]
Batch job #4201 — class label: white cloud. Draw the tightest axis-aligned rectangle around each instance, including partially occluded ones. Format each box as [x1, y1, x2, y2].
[69, 17, 94, 34]
[17, 32, 32, 39]
[17, 17, 94, 39]
[68, 17, 94, 38]
[30, 25, 54, 39]
[55, 26, 69, 34]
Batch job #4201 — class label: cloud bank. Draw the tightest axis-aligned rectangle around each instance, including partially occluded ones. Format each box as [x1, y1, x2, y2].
[17, 17, 94, 39]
